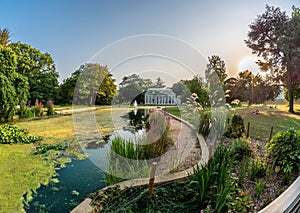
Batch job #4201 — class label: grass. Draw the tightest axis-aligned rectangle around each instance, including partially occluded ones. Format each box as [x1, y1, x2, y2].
[0, 144, 56, 212]
[229, 105, 300, 141]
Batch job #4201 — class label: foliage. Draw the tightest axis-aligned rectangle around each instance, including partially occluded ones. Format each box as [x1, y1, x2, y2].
[254, 179, 266, 198]
[245, 5, 300, 113]
[230, 138, 253, 161]
[171, 80, 185, 96]
[0, 47, 18, 122]
[266, 128, 300, 174]
[182, 75, 209, 107]
[117, 74, 154, 104]
[153, 77, 166, 88]
[0, 28, 11, 46]
[10, 42, 59, 104]
[73, 63, 117, 106]
[33, 99, 44, 117]
[224, 71, 281, 104]
[188, 145, 233, 212]
[228, 189, 253, 213]
[224, 114, 245, 138]
[0, 124, 41, 144]
[207, 55, 228, 83]
[32, 143, 67, 155]
[46, 100, 55, 116]
[249, 159, 268, 181]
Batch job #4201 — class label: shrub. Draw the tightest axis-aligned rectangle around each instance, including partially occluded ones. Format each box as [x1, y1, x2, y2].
[249, 159, 268, 181]
[231, 138, 253, 161]
[224, 114, 245, 138]
[0, 124, 41, 144]
[266, 128, 300, 174]
[24, 107, 36, 118]
[46, 100, 55, 116]
[34, 99, 44, 117]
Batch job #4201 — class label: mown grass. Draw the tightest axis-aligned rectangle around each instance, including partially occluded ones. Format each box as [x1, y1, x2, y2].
[230, 105, 300, 141]
[167, 104, 300, 141]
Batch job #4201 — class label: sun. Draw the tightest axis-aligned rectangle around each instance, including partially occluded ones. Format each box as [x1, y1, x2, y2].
[239, 56, 260, 75]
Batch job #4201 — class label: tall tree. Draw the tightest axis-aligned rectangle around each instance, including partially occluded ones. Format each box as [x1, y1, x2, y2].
[207, 55, 228, 83]
[10, 42, 59, 103]
[74, 63, 116, 106]
[153, 77, 166, 88]
[0, 28, 11, 46]
[172, 80, 186, 96]
[117, 74, 154, 104]
[245, 5, 300, 113]
[183, 75, 209, 106]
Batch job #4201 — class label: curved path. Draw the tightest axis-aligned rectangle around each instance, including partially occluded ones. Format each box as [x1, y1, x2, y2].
[71, 110, 209, 213]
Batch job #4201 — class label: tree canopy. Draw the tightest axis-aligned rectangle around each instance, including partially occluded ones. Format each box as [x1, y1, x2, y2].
[245, 5, 300, 113]
[72, 63, 117, 106]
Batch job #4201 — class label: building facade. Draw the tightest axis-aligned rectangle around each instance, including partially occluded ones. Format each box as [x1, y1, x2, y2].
[144, 88, 178, 105]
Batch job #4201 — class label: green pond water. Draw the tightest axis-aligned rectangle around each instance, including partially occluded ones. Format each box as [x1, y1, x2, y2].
[25, 108, 150, 212]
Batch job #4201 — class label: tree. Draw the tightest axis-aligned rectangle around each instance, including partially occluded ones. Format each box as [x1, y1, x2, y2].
[182, 75, 209, 107]
[207, 55, 228, 83]
[153, 77, 166, 88]
[172, 81, 186, 96]
[117, 74, 154, 104]
[10, 42, 59, 103]
[58, 70, 81, 105]
[245, 5, 300, 113]
[0, 28, 11, 46]
[0, 46, 27, 122]
[74, 63, 117, 106]
[224, 70, 281, 104]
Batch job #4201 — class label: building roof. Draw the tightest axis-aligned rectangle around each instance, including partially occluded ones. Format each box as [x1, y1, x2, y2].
[145, 88, 175, 95]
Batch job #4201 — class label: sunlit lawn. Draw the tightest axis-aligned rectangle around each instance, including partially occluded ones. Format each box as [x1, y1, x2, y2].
[229, 104, 300, 141]
[167, 104, 300, 141]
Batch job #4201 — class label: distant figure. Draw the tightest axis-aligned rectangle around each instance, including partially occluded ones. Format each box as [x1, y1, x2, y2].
[252, 109, 259, 114]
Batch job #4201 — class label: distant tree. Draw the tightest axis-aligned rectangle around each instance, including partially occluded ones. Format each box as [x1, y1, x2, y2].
[117, 74, 154, 104]
[207, 55, 228, 83]
[245, 5, 300, 113]
[58, 70, 81, 105]
[0, 28, 11, 46]
[183, 75, 209, 107]
[224, 70, 281, 104]
[73, 63, 116, 106]
[153, 77, 166, 88]
[172, 81, 186, 96]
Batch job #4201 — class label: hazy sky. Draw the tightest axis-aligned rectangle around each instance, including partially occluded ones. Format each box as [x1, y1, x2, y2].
[1, 0, 298, 85]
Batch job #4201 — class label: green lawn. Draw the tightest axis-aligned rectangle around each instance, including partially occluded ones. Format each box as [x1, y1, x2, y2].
[229, 105, 300, 141]
[167, 105, 300, 141]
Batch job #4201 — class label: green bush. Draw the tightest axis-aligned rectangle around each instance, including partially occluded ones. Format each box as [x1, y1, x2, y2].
[231, 138, 253, 161]
[249, 159, 268, 181]
[0, 124, 41, 144]
[266, 128, 300, 174]
[224, 114, 245, 138]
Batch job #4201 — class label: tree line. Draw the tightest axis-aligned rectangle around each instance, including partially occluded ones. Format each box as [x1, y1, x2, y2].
[0, 4, 299, 122]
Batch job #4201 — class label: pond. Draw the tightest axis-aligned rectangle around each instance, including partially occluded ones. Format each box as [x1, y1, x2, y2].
[25, 108, 151, 212]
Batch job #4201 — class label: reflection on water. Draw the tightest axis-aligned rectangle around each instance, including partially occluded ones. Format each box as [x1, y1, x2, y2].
[26, 108, 151, 212]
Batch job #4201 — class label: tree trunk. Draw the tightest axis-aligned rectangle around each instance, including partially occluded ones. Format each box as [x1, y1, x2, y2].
[287, 60, 295, 113]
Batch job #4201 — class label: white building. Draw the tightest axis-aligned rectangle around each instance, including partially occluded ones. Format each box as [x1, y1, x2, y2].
[144, 88, 179, 105]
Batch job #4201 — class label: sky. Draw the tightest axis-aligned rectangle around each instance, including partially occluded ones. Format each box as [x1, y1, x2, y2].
[1, 0, 298, 85]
